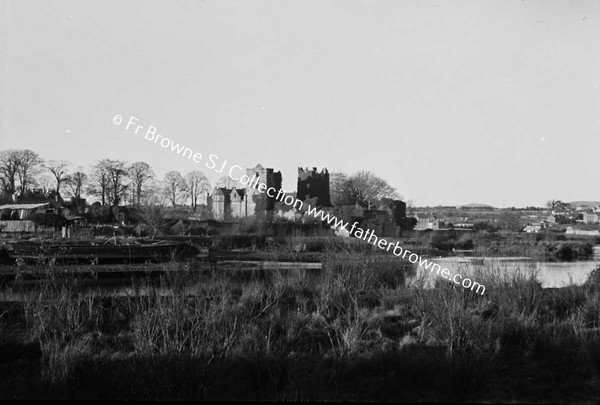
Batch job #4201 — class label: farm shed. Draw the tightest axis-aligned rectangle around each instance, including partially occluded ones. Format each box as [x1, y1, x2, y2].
[0, 203, 51, 220]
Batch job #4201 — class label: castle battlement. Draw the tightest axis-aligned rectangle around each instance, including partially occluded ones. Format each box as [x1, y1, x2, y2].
[297, 166, 331, 207]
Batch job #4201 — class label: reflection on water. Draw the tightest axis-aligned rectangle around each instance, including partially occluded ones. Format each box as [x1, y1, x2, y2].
[424, 257, 598, 288]
[2, 247, 600, 301]
[415, 246, 600, 289]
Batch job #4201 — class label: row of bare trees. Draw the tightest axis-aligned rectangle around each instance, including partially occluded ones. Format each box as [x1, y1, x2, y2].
[86, 160, 213, 208]
[0, 149, 213, 208]
[0, 149, 90, 201]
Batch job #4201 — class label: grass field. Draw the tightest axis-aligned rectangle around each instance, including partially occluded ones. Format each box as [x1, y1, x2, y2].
[1, 248, 600, 402]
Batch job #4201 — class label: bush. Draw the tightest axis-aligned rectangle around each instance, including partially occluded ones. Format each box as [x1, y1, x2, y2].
[555, 244, 573, 261]
[85, 203, 113, 224]
[456, 239, 474, 250]
[554, 242, 592, 261]
[31, 212, 67, 228]
[429, 232, 456, 251]
[584, 266, 600, 290]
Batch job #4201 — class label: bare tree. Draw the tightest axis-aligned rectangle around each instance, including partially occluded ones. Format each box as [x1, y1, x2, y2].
[128, 161, 155, 205]
[65, 170, 87, 199]
[15, 150, 43, 196]
[106, 160, 128, 206]
[215, 175, 242, 189]
[139, 180, 163, 206]
[329, 170, 400, 209]
[546, 199, 567, 211]
[185, 170, 211, 209]
[0, 149, 21, 195]
[88, 160, 111, 205]
[36, 174, 54, 195]
[89, 159, 128, 206]
[351, 170, 400, 209]
[329, 172, 350, 206]
[0, 149, 43, 196]
[162, 171, 187, 208]
[45, 160, 70, 198]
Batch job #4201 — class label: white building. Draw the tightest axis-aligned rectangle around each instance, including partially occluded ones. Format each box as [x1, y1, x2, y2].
[583, 212, 599, 224]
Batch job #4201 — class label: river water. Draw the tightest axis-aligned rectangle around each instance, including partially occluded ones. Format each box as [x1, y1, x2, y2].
[416, 246, 600, 289]
[2, 247, 600, 302]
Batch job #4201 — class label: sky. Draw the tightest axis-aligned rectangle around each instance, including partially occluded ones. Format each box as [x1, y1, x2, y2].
[1, 0, 599, 207]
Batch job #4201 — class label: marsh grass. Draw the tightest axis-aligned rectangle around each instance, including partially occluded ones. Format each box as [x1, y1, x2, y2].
[2, 254, 600, 401]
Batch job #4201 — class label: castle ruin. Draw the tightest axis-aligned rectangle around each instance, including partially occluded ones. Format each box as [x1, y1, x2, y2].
[297, 167, 331, 207]
[209, 164, 282, 221]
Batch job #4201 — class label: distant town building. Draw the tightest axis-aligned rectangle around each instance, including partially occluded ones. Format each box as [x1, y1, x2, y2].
[523, 224, 543, 233]
[415, 214, 445, 230]
[566, 227, 600, 236]
[583, 212, 600, 224]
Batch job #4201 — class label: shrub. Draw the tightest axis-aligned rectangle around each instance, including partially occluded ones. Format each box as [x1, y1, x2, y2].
[31, 212, 67, 228]
[584, 266, 600, 290]
[555, 244, 573, 261]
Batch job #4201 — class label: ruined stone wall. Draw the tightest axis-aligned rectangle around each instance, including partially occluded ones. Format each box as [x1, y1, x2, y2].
[210, 189, 230, 221]
[230, 200, 244, 218]
[229, 189, 247, 219]
[246, 164, 282, 218]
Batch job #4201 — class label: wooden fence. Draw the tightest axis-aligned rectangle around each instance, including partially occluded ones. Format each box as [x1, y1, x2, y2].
[0, 220, 36, 233]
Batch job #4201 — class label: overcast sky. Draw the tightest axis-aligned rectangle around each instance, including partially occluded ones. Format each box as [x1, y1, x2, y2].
[1, 0, 599, 207]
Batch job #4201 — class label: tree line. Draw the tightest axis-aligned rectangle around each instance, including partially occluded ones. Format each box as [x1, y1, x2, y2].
[0, 149, 213, 208]
[0, 149, 402, 210]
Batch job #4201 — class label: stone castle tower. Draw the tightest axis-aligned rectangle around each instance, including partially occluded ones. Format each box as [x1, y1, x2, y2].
[297, 167, 331, 207]
[245, 164, 282, 217]
[209, 163, 282, 220]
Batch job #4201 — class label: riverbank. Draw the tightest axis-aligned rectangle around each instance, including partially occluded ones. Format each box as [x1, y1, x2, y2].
[399, 230, 598, 261]
[1, 251, 600, 402]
